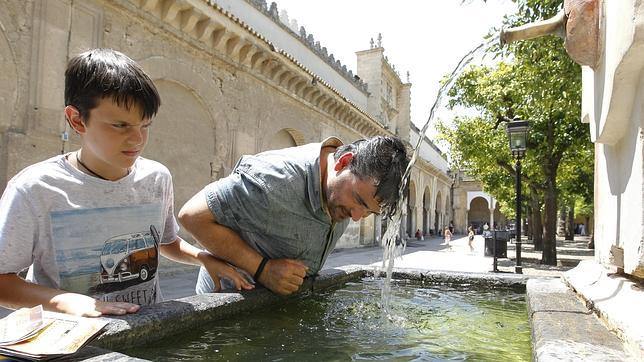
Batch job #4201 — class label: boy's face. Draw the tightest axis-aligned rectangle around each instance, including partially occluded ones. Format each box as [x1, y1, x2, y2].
[73, 97, 151, 178]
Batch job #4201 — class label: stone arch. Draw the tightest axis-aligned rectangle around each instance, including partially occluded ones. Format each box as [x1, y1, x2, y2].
[408, 180, 417, 206]
[142, 79, 215, 227]
[0, 23, 18, 131]
[137, 56, 223, 160]
[264, 127, 305, 151]
[467, 191, 496, 210]
[468, 196, 490, 233]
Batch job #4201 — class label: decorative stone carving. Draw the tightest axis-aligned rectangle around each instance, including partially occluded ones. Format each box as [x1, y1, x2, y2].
[242, 0, 367, 91]
[500, 0, 600, 68]
[268, 2, 278, 19]
[289, 18, 298, 33]
[564, 0, 600, 68]
[279, 9, 289, 24]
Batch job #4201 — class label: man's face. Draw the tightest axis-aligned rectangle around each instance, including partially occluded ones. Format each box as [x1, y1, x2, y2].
[326, 153, 382, 222]
[75, 97, 151, 177]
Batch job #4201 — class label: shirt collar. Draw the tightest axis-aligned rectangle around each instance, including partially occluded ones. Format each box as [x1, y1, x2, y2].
[307, 137, 343, 214]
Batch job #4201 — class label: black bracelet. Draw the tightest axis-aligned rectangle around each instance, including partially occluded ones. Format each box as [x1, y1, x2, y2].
[253, 257, 269, 282]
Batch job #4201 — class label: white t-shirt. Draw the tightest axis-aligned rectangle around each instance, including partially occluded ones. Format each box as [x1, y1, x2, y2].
[0, 154, 178, 305]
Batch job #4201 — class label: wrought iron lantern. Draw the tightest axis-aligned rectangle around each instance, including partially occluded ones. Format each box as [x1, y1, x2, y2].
[506, 117, 529, 274]
[506, 119, 529, 159]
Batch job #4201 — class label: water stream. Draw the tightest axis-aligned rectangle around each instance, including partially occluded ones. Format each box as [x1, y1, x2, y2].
[380, 35, 501, 313]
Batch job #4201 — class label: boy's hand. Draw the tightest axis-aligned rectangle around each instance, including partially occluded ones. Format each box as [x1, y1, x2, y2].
[51, 293, 140, 317]
[259, 259, 308, 296]
[199, 253, 255, 292]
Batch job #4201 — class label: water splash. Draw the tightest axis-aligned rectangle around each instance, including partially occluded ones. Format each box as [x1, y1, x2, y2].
[380, 34, 500, 314]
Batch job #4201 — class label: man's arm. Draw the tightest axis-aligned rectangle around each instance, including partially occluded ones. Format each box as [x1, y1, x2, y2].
[178, 190, 308, 295]
[159, 237, 254, 291]
[0, 273, 139, 317]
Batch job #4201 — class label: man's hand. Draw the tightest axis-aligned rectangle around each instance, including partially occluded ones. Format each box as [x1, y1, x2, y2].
[50, 293, 140, 317]
[200, 253, 255, 292]
[258, 259, 308, 295]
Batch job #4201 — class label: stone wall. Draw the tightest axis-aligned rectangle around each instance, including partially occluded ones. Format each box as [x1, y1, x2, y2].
[451, 173, 508, 234]
[584, 0, 644, 278]
[0, 0, 453, 259]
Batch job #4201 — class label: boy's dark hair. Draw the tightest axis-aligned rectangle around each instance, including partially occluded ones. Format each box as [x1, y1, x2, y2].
[334, 136, 410, 218]
[65, 48, 160, 122]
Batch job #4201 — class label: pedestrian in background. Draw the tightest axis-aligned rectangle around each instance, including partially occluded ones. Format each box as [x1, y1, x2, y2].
[443, 226, 452, 248]
[468, 226, 475, 252]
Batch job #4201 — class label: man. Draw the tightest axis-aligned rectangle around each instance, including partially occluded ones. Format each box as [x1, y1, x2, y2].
[178, 136, 409, 295]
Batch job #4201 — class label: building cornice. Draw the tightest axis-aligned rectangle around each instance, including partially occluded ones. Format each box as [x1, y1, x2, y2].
[242, 0, 369, 93]
[129, 0, 390, 138]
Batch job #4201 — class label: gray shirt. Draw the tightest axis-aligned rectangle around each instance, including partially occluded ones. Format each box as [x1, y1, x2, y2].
[204, 138, 349, 276]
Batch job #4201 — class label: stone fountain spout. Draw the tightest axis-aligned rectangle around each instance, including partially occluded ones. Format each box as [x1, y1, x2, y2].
[500, 10, 566, 46]
[499, 0, 601, 69]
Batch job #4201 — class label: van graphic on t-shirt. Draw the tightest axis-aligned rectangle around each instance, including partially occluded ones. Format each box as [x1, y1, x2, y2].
[99, 226, 159, 284]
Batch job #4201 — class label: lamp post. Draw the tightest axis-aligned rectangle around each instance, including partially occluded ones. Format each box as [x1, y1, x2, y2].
[506, 118, 529, 274]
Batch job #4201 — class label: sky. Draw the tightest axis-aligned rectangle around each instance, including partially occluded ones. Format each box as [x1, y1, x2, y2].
[273, 0, 518, 146]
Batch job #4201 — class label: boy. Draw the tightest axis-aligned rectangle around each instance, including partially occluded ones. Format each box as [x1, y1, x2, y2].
[0, 49, 252, 317]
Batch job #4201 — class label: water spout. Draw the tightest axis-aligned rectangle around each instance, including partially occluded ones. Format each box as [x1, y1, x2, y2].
[500, 10, 566, 46]
[499, 0, 601, 68]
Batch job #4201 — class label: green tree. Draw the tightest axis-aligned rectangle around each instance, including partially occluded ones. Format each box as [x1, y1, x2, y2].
[441, 0, 591, 265]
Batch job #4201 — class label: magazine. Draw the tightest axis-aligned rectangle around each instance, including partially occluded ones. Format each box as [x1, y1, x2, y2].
[0, 306, 108, 361]
[0, 306, 49, 346]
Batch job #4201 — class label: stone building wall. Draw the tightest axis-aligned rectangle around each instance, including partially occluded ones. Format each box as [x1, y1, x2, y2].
[0, 0, 451, 256]
[451, 172, 508, 234]
[584, 0, 644, 278]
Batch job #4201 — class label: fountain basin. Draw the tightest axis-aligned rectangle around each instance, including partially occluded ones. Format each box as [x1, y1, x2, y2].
[125, 276, 531, 361]
[73, 266, 630, 361]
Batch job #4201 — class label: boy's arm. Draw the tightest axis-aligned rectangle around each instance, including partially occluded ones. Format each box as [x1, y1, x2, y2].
[159, 238, 254, 291]
[0, 273, 139, 317]
[178, 191, 308, 295]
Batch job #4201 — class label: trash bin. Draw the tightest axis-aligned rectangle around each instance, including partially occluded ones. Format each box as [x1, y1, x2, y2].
[493, 230, 508, 258]
[484, 230, 508, 258]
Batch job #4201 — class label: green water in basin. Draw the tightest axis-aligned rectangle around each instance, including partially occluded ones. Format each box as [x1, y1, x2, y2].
[126, 278, 531, 361]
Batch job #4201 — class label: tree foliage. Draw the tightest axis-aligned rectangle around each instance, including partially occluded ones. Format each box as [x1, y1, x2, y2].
[439, 0, 593, 264]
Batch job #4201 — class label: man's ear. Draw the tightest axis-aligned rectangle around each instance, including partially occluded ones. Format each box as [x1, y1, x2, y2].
[334, 152, 354, 171]
[64, 105, 85, 134]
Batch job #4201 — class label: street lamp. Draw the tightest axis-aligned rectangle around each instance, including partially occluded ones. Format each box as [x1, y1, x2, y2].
[506, 118, 529, 274]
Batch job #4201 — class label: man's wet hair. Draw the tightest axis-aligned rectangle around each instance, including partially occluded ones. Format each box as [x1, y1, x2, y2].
[64, 48, 160, 122]
[334, 136, 410, 218]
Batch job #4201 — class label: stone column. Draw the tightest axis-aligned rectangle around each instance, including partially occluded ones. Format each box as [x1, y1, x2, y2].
[490, 208, 495, 230]
[430, 207, 435, 234]
[414, 204, 423, 236]
[374, 215, 382, 245]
